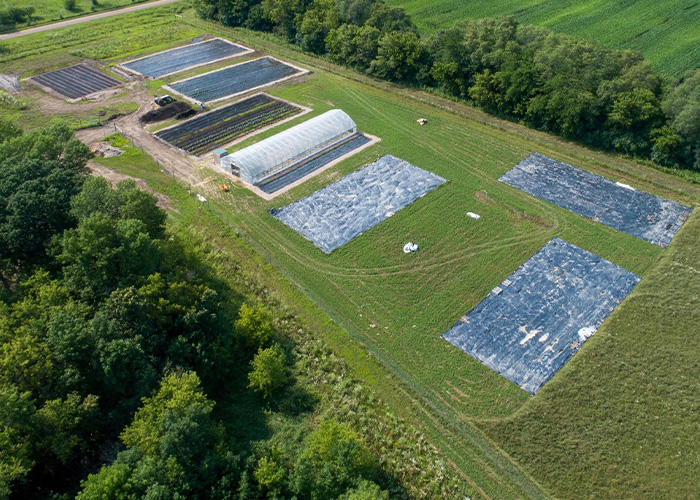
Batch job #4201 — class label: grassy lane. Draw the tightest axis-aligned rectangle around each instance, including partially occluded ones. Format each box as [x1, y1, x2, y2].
[384, 0, 700, 77]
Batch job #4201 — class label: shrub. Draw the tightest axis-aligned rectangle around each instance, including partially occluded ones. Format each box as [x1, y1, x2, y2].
[248, 344, 286, 398]
[235, 303, 274, 349]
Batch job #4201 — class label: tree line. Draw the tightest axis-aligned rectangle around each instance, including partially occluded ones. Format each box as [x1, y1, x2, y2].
[195, 0, 700, 171]
[0, 122, 395, 499]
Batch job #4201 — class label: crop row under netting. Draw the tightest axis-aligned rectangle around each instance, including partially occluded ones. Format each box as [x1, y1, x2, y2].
[168, 57, 303, 103]
[258, 134, 371, 194]
[122, 38, 250, 79]
[31, 64, 120, 99]
[155, 94, 302, 155]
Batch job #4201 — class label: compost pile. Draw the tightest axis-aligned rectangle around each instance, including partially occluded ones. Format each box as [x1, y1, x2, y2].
[140, 101, 193, 123]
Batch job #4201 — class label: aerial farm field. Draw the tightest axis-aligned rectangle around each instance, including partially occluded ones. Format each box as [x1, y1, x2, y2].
[385, 0, 700, 77]
[1, 5, 699, 499]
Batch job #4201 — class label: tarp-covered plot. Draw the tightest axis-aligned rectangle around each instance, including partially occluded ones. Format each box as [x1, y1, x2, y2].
[121, 38, 252, 79]
[500, 153, 692, 247]
[221, 109, 372, 194]
[166, 56, 307, 104]
[442, 238, 641, 394]
[272, 154, 445, 253]
[28, 64, 121, 100]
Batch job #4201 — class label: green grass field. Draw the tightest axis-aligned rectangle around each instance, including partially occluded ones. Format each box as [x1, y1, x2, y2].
[384, 0, 700, 78]
[0, 0, 159, 33]
[2, 8, 699, 498]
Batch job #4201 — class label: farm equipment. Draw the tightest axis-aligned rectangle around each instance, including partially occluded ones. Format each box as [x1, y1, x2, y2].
[154, 95, 176, 106]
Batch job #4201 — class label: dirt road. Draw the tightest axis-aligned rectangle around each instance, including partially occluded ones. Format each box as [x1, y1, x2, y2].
[75, 79, 204, 186]
[115, 82, 203, 183]
[0, 0, 183, 41]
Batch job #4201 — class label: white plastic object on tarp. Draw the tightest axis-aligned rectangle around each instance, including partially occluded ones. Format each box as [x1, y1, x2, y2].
[467, 212, 481, 219]
[577, 326, 596, 341]
[403, 242, 418, 253]
[615, 181, 635, 190]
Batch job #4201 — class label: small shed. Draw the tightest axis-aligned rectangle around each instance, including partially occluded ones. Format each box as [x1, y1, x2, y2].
[213, 148, 228, 165]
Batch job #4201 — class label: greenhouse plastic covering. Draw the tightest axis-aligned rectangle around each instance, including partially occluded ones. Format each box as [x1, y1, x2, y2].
[122, 38, 248, 78]
[257, 134, 371, 194]
[442, 238, 641, 394]
[222, 109, 357, 185]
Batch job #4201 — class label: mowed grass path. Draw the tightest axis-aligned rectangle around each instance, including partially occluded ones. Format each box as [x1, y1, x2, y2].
[385, 0, 700, 77]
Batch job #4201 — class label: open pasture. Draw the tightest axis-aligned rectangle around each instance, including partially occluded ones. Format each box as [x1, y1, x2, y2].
[28, 63, 121, 99]
[154, 93, 303, 156]
[500, 153, 693, 247]
[166, 56, 306, 104]
[272, 154, 445, 251]
[385, 0, 700, 77]
[442, 237, 641, 394]
[121, 37, 252, 78]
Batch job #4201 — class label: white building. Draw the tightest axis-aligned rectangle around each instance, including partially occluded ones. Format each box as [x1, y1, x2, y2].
[220, 109, 358, 185]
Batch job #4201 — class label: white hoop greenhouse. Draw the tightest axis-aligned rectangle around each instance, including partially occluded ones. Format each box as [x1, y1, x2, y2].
[220, 109, 358, 185]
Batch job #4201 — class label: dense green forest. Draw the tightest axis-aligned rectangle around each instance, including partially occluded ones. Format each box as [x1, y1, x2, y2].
[194, 0, 700, 173]
[0, 121, 466, 499]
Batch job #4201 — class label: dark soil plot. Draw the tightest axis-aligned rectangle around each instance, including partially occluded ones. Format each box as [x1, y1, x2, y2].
[442, 238, 641, 395]
[140, 101, 193, 124]
[258, 134, 371, 194]
[272, 155, 445, 252]
[155, 94, 301, 156]
[122, 38, 250, 79]
[500, 153, 693, 247]
[30, 64, 120, 99]
[168, 57, 303, 103]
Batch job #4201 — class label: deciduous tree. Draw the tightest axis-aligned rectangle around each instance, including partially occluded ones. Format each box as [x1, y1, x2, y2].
[248, 343, 286, 399]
